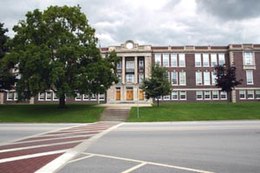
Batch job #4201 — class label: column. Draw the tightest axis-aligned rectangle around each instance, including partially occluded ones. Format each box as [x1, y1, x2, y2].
[134, 56, 138, 84]
[122, 56, 125, 84]
[0, 93, 4, 104]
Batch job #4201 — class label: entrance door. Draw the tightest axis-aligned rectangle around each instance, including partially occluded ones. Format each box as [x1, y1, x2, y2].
[116, 88, 121, 101]
[139, 89, 144, 100]
[126, 88, 133, 100]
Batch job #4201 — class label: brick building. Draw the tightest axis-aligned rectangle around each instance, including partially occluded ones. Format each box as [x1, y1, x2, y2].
[1, 40, 260, 104]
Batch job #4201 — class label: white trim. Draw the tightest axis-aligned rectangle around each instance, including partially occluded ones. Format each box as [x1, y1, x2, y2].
[179, 91, 187, 100]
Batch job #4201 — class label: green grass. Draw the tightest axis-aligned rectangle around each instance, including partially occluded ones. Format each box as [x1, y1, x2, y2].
[128, 102, 260, 122]
[0, 104, 104, 123]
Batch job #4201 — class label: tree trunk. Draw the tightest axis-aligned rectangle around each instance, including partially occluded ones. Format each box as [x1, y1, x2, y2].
[228, 91, 232, 103]
[59, 93, 66, 108]
[157, 98, 159, 107]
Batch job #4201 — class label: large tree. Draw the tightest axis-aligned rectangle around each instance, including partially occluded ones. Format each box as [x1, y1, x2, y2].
[141, 64, 171, 107]
[3, 6, 118, 107]
[0, 23, 16, 90]
[215, 64, 242, 102]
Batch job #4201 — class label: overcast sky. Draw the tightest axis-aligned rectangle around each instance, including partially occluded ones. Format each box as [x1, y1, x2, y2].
[0, 0, 260, 47]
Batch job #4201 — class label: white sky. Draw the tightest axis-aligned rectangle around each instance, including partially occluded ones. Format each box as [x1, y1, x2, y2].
[0, 0, 260, 47]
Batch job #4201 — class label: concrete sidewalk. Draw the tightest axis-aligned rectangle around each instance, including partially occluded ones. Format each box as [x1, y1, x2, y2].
[100, 107, 130, 122]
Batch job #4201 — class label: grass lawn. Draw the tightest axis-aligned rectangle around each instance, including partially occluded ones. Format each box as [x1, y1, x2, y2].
[128, 102, 260, 122]
[0, 104, 104, 123]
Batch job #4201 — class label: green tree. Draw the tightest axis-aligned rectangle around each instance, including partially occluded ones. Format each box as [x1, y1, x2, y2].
[141, 64, 171, 107]
[215, 64, 242, 102]
[0, 23, 16, 90]
[3, 6, 118, 108]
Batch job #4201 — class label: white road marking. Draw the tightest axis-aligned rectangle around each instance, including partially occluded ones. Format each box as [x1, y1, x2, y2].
[68, 154, 94, 163]
[121, 162, 147, 173]
[0, 149, 67, 163]
[35, 123, 123, 173]
[0, 140, 84, 153]
[84, 152, 215, 173]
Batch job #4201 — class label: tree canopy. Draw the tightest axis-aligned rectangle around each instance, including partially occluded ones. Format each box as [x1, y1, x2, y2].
[141, 64, 171, 107]
[2, 6, 118, 107]
[215, 64, 242, 101]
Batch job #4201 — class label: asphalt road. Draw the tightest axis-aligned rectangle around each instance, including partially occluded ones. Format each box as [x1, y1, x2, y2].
[60, 121, 260, 173]
[0, 123, 82, 144]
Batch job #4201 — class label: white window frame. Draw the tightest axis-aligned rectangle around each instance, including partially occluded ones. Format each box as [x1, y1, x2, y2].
[162, 53, 169, 67]
[196, 71, 202, 85]
[204, 91, 211, 100]
[171, 91, 178, 100]
[218, 53, 225, 65]
[155, 54, 161, 66]
[211, 54, 217, 67]
[91, 94, 97, 101]
[255, 90, 260, 99]
[179, 72, 186, 86]
[196, 91, 203, 100]
[195, 53, 201, 67]
[83, 94, 89, 101]
[220, 91, 227, 100]
[247, 90, 254, 99]
[126, 74, 134, 83]
[171, 71, 178, 85]
[75, 93, 82, 101]
[246, 70, 254, 85]
[243, 51, 254, 65]
[38, 93, 45, 101]
[53, 92, 59, 101]
[179, 53, 186, 67]
[99, 94, 105, 101]
[45, 91, 52, 101]
[7, 91, 17, 101]
[203, 71, 211, 86]
[212, 90, 219, 100]
[163, 95, 170, 101]
[203, 53, 209, 67]
[179, 91, 187, 100]
[239, 90, 246, 100]
[170, 54, 178, 67]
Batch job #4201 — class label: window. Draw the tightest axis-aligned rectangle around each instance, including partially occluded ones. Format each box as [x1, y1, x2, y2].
[171, 91, 178, 100]
[139, 59, 144, 68]
[220, 91, 227, 100]
[256, 90, 260, 99]
[138, 73, 144, 83]
[179, 72, 186, 85]
[196, 91, 203, 100]
[46, 91, 52, 101]
[117, 60, 122, 69]
[7, 91, 17, 101]
[212, 91, 219, 100]
[75, 93, 81, 101]
[171, 72, 178, 85]
[99, 94, 105, 101]
[218, 53, 225, 65]
[91, 94, 97, 101]
[179, 54, 185, 67]
[163, 95, 170, 100]
[247, 90, 254, 99]
[180, 91, 186, 100]
[38, 93, 45, 101]
[162, 53, 169, 67]
[203, 71, 210, 85]
[244, 52, 254, 65]
[126, 74, 134, 83]
[195, 71, 202, 85]
[195, 54, 201, 67]
[203, 54, 209, 67]
[171, 54, 177, 67]
[155, 54, 161, 66]
[53, 92, 58, 101]
[246, 70, 253, 85]
[204, 91, 211, 100]
[211, 72, 217, 85]
[126, 60, 134, 69]
[83, 94, 89, 101]
[239, 90, 246, 99]
[167, 72, 171, 82]
[211, 54, 217, 67]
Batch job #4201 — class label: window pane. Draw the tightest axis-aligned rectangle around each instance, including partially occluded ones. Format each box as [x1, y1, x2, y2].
[212, 91, 219, 99]
[220, 91, 227, 100]
[126, 74, 134, 83]
[171, 91, 178, 100]
[246, 70, 253, 85]
[155, 54, 161, 66]
[171, 72, 178, 85]
[138, 73, 144, 83]
[195, 54, 201, 67]
[180, 91, 186, 100]
[211, 54, 217, 67]
[196, 91, 203, 100]
[162, 53, 169, 67]
[244, 52, 253, 65]
[196, 71, 202, 85]
[171, 54, 177, 67]
[75, 93, 81, 101]
[179, 72, 186, 85]
[247, 90, 254, 99]
[255, 90, 260, 99]
[204, 72, 210, 85]
[179, 54, 185, 67]
[239, 90, 246, 99]
[39, 93, 45, 100]
[203, 54, 209, 67]
[218, 53, 225, 65]
[204, 91, 211, 100]
[211, 72, 216, 85]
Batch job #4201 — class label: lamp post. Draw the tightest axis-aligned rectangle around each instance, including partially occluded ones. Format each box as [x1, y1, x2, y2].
[137, 87, 140, 118]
